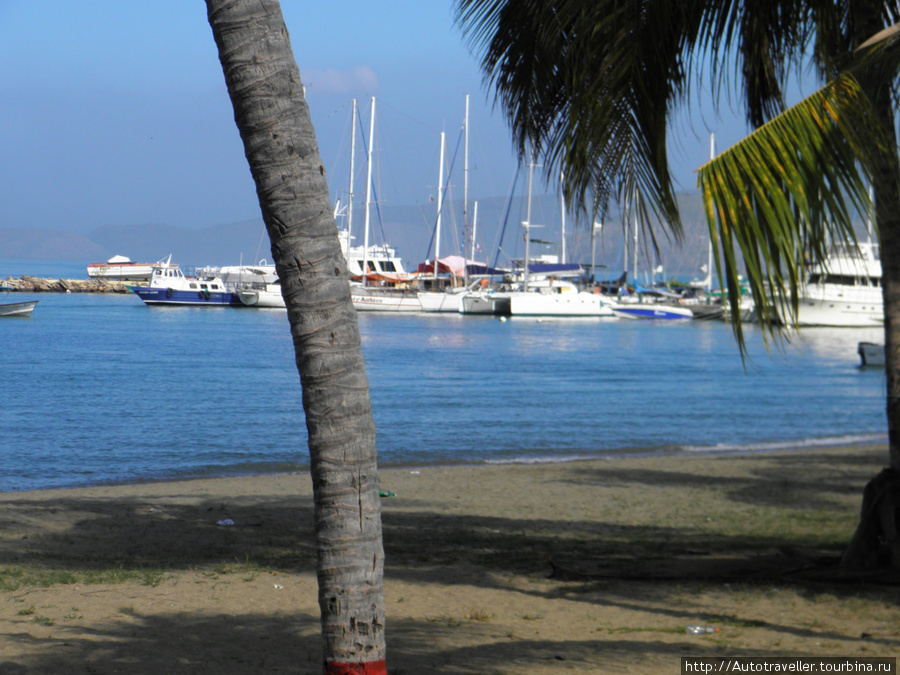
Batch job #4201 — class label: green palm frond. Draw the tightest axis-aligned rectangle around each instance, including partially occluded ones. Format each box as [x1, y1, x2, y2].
[697, 73, 885, 351]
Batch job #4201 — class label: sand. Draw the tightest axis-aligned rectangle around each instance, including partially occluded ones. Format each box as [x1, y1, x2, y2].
[0, 446, 898, 674]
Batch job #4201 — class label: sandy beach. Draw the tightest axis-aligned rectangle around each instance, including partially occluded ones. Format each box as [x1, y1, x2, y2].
[1, 445, 898, 674]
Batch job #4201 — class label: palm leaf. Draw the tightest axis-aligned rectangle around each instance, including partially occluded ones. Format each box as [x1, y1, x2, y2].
[697, 73, 885, 352]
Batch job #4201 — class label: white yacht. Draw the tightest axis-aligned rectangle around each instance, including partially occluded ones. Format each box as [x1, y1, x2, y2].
[796, 242, 882, 327]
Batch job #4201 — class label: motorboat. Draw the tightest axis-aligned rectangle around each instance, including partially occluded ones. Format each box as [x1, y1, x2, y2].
[87, 254, 177, 281]
[858, 341, 884, 367]
[610, 300, 694, 320]
[131, 265, 237, 306]
[0, 300, 38, 317]
[236, 280, 285, 308]
[795, 242, 882, 327]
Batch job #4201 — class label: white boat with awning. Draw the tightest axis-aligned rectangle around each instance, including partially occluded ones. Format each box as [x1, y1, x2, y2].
[87, 254, 177, 281]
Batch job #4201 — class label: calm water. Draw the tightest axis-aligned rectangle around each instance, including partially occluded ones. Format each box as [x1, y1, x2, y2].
[0, 260, 888, 492]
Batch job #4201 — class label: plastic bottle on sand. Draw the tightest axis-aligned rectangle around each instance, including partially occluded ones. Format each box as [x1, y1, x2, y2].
[686, 625, 719, 634]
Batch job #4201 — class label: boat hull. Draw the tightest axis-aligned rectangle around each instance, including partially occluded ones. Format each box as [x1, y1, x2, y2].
[417, 290, 464, 313]
[87, 264, 158, 280]
[236, 288, 285, 308]
[0, 300, 38, 317]
[132, 288, 237, 306]
[508, 291, 614, 317]
[796, 296, 883, 327]
[858, 341, 884, 367]
[611, 304, 694, 320]
[351, 288, 422, 312]
[459, 292, 511, 315]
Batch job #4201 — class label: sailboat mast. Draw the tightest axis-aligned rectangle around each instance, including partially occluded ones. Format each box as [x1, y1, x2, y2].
[471, 201, 478, 262]
[463, 94, 470, 285]
[435, 131, 446, 276]
[708, 135, 715, 284]
[633, 191, 638, 287]
[523, 156, 535, 292]
[346, 99, 357, 260]
[559, 172, 567, 264]
[362, 97, 376, 286]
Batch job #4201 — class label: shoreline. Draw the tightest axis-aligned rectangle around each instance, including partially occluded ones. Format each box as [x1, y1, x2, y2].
[1, 444, 896, 673]
[0, 434, 886, 498]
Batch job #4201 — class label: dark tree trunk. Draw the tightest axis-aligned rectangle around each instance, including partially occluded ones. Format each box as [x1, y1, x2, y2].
[841, 2, 900, 568]
[205, 1, 387, 670]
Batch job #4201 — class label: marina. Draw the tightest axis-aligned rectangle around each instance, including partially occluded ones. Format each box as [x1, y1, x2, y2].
[0, 271, 887, 494]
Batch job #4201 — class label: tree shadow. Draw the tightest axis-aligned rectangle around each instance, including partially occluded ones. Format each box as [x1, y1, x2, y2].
[2, 450, 899, 672]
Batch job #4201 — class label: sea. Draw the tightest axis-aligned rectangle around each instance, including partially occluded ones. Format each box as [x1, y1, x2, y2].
[0, 259, 888, 493]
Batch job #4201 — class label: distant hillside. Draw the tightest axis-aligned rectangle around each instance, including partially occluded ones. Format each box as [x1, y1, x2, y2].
[0, 228, 108, 261]
[0, 192, 719, 279]
[86, 220, 272, 268]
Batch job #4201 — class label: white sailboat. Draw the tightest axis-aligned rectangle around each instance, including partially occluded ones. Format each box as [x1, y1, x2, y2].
[348, 97, 422, 312]
[463, 156, 613, 318]
[418, 95, 490, 313]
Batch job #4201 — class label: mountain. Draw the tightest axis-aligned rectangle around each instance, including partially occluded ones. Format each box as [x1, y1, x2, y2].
[0, 228, 108, 261]
[0, 191, 719, 279]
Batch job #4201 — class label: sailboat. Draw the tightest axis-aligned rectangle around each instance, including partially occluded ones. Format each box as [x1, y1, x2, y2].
[418, 95, 493, 313]
[345, 97, 422, 312]
[609, 188, 693, 320]
[464, 156, 614, 317]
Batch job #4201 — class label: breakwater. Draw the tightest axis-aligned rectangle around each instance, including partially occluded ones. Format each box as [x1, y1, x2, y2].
[2, 276, 133, 293]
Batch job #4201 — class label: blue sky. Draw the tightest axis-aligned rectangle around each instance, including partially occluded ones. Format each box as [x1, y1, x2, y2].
[0, 1, 749, 234]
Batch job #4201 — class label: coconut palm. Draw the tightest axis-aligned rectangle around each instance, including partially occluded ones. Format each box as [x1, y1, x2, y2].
[205, 1, 386, 671]
[454, 0, 900, 566]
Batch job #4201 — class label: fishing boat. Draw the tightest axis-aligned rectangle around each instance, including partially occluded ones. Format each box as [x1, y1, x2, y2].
[795, 241, 883, 327]
[130, 265, 237, 306]
[0, 300, 38, 317]
[87, 254, 177, 281]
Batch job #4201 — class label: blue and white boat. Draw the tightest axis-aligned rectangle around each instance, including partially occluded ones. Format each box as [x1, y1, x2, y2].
[131, 265, 237, 306]
[610, 302, 694, 320]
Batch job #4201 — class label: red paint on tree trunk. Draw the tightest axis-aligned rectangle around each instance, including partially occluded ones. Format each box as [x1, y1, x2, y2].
[324, 661, 388, 675]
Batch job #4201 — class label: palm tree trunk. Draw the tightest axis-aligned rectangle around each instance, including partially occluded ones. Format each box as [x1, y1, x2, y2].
[205, 1, 387, 669]
[841, 3, 900, 568]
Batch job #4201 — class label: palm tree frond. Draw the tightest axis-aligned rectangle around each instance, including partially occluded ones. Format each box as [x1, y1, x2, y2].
[697, 73, 885, 352]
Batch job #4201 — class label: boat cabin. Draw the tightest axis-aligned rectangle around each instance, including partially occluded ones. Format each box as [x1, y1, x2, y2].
[150, 266, 226, 292]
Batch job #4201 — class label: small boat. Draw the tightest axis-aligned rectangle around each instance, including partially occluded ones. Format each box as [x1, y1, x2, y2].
[610, 302, 694, 320]
[131, 265, 237, 306]
[858, 341, 884, 367]
[87, 254, 177, 281]
[236, 280, 285, 308]
[0, 300, 38, 317]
